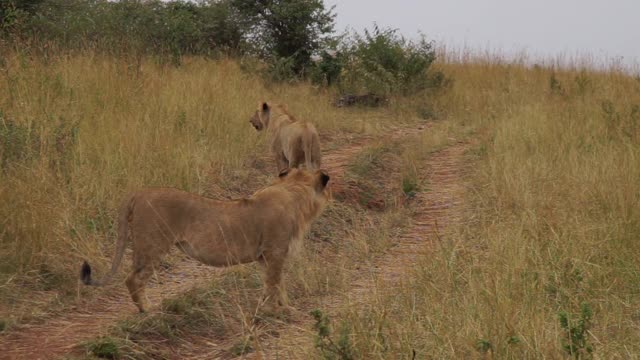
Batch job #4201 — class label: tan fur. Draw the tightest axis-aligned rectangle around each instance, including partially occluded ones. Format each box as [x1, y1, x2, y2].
[81, 168, 330, 313]
[249, 102, 322, 173]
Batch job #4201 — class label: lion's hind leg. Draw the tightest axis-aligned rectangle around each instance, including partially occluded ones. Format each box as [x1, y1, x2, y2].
[276, 152, 290, 173]
[126, 240, 171, 313]
[125, 265, 155, 313]
[288, 150, 306, 170]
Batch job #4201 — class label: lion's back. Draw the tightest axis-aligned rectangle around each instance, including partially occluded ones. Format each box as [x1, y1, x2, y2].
[127, 188, 212, 235]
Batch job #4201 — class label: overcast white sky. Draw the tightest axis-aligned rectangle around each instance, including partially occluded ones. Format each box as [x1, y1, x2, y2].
[325, 0, 639, 67]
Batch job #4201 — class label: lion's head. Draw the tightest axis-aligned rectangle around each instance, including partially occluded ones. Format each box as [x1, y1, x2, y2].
[250, 102, 270, 131]
[277, 167, 331, 204]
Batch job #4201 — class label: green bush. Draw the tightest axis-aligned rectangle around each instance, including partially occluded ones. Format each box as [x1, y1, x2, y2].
[86, 336, 122, 359]
[338, 24, 444, 96]
[263, 54, 298, 83]
[4, 0, 337, 72]
[559, 302, 595, 358]
[5, 0, 245, 59]
[311, 309, 356, 360]
[0, 0, 43, 35]
[309, 49, 343, 86]
[3, 1, 449, 96]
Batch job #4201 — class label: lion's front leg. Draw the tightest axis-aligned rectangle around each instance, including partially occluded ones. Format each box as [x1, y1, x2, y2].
[275, 152, 289, 173]
[260, 250, 289, 312]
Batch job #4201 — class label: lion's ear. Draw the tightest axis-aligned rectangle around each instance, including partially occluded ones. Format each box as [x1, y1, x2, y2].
[278, 168, 290, 178]
[262, 102, 270, 112]
[319, 170, 330, 188]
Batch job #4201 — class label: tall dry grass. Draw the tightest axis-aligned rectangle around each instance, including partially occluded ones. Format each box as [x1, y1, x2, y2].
[332, 59, 640, 358]
[0, 52, 390, 303]
[3, 47, 639, 359]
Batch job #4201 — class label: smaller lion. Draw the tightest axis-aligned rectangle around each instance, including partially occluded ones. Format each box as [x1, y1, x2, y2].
[80, 168, 330, 313]
[249, 102, 322, 172]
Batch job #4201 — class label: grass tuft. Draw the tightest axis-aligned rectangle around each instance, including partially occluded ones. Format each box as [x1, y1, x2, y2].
[85, 336, 123, 359]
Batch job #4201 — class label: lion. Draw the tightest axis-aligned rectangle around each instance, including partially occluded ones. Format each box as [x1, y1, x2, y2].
[80, 168, 331, 313]
[249, 102, 322, 173]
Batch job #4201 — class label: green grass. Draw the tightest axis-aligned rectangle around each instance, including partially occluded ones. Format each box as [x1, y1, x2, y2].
[85, 337, 123, 359]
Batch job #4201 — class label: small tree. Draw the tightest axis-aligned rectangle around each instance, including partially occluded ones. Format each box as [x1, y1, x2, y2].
[340, 24, 440, 95]
[232, 0, 336, 75]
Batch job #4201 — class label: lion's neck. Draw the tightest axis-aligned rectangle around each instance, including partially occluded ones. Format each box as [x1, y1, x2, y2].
[266, 111, 294, 133]
[253, 186, 322, 221]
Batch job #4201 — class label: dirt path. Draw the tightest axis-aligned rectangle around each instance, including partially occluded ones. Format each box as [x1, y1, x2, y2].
[0, 125, 423, 360]
[242, 139, 471, 359]
[0, 257, 219, 360]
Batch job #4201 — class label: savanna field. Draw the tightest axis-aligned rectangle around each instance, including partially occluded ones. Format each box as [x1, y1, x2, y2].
[1, 28, 640, 360]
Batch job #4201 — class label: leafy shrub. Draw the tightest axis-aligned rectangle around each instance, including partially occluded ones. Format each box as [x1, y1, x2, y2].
[338, 24, 444, 96]
[6, 0, 245, 60]
[0, 0, 43, 35]
[309, 49, 343, 86]
[559, 302, 594, 358]
[263, 54, 298, 83]
[311, 309, 356, 360]
[5, 0, 338, 72]
[86, 336, 122, 359]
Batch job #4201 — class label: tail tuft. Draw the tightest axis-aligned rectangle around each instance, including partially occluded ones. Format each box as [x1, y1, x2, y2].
[80, 261, 92, 285]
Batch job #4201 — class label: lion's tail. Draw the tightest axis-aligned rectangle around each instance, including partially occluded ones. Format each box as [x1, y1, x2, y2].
[303, 128, 321, 170]
[81, 194, 135, 286]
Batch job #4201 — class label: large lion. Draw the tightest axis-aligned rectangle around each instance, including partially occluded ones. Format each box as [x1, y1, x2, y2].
[249, 102, 322, 172]
[80, 168, 330, 313]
